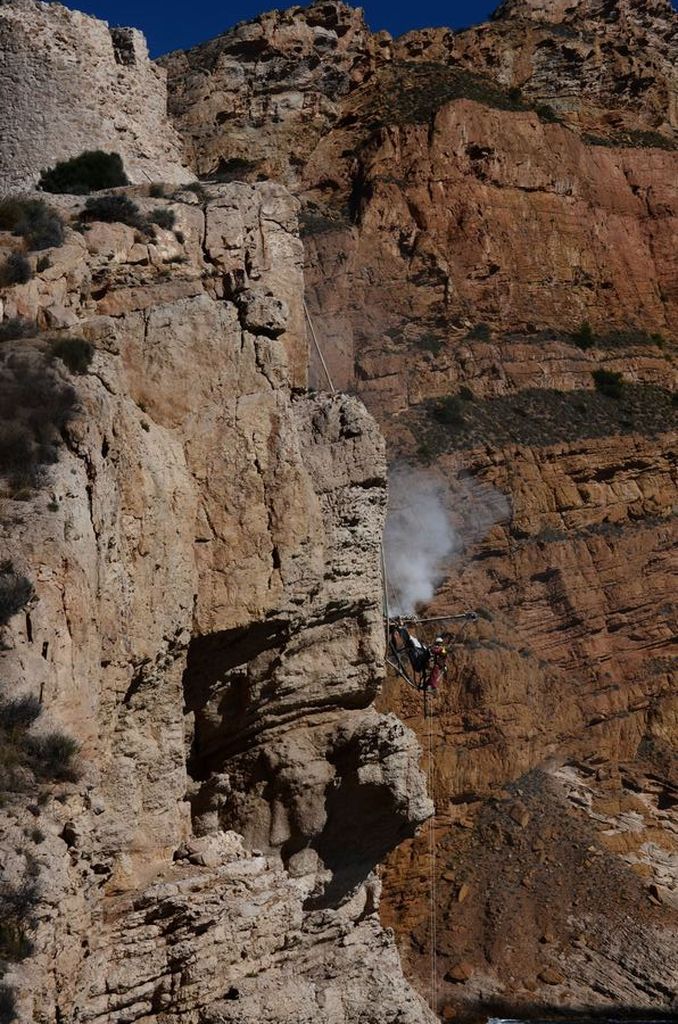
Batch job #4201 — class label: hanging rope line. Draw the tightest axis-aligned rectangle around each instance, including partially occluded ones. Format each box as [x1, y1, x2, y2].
[427, 701, 438, 1014]
[304, 300, 336, 395]
[391, 612, 477, 626]
[306, 298, 441, 1013]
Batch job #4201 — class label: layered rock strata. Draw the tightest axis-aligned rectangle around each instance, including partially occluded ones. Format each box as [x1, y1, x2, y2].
[0, 183, 433, 1023]
[158, 0, 677, 1017]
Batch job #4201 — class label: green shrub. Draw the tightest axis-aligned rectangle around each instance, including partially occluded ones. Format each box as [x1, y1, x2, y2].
[592, 368, 624, 399]
[0, 870, 40, 972]
[2, 696, 41, 732]
[0, 317, 35, 343]
[0, 923, 34, 961]
[433, 395, 465, 426]
[0, 981, 16, 1024]
[0, 199, 64, 251]
[416, 334, 443, 356]
[81, 194, 143, 229]
[416, 440, 434, 463]
[149, 183, 166, 198]
[25, 733, 79, 782]
[572, 320, 595, 349]
[536, 103, 560, 123]
[49, 337, 93, 375]
[583, 129, 676, 151]
[148, 207, 176, 230]
[39, 150, 128, 195]
[0, 357, 77, 493]
[0, 689, 80, 793]
[467, 322, 491, 341]
[458, 385, 475, 401]
[0, 565, 34, 626]
[36, 255, 50, 273]
[0, 253, 32, 287]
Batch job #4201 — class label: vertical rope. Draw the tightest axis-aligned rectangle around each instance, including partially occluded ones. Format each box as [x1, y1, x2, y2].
[427, 701, 438, 1014]
[306, 296, 439, 1010]
[381, 542, 390, 631]
[304, 299, 336, 395]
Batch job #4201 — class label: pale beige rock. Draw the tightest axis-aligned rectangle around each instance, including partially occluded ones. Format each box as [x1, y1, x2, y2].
[0, 184, 433, 1024]
[0, 0, 193, 192]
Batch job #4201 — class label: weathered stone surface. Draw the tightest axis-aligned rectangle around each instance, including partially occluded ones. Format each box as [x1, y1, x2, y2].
[0, 0, 193, 192]
[398, 0, 677, 138]
[158, 2, 678, 1018]
[160, 2, 387, 185]
[0, 184, 433, 1024]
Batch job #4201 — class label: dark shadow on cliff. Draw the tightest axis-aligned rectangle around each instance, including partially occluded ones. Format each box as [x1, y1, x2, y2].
[305, 733, 419, 910]
[183, 619, 289, 777]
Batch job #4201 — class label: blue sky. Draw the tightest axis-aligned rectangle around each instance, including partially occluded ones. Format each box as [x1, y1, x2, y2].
[65, 1, 499, 56]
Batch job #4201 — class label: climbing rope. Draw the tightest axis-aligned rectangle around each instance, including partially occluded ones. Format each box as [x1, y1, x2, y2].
[304, 299, 336, 395]
[307, 298, 440, 1011]
[383, 543, 439, 1012]
[426, 701, 438, 1013]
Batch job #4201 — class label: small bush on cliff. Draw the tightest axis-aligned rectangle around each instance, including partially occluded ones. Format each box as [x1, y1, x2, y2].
[0, 982, 17, 1024]
[415, 334, 443, 356]
[0, 563, 34, 627]
[0, 318, 35, 343]
[0, 199, 64, 251]
[572, 320, 595, 349]
[2, 696, 42, 731]
[0, 687, 80, 794]
[39, 150, 128, 195]
[467, 322, 491, 341]
[81, 194, 144, 229]
[0, 253, 32, 288]
[592, 368, 624, 399]
[536, 103, 560, 123]
[433, 395, 466, 426]
[26, 733, 80, 782]
[0, 356, 78, 494]
[49, 337, 94, 375]
[0, 858, 41, 983]
[148, 207, 176, 231]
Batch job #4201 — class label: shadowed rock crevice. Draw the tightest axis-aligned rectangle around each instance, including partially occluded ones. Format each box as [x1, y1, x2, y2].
[0, 175, 434, 1022]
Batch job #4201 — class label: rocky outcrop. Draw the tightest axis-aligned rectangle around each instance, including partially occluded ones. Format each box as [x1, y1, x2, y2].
[0, 0, 192, 192]
[158, 1, 677, 1018]
[382, 759, 678, 1019]
[160, 1, 387, 186]
[398, 0, 678, 139]
[0, 183, 433, 1023]
[1, 0, 676, 1020]
[162, 0, 676, 197]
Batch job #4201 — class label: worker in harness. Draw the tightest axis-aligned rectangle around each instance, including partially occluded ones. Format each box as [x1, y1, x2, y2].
[425, 635, 448, 692]
[389, 624, 449, 692]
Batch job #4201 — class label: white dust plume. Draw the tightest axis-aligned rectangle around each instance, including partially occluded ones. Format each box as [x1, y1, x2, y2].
[383, 465, 509, 616]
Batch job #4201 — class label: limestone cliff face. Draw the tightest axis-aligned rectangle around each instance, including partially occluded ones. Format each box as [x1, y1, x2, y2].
[159, 1, 677, 1019]
[0, 0, 192, 192]
[399, 0, 678, 138]
[160, 1, 386, 186]
[0, 184, 433, 1023]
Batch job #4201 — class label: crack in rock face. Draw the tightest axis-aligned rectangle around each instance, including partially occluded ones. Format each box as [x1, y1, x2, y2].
[0, 174, 434, 1024]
